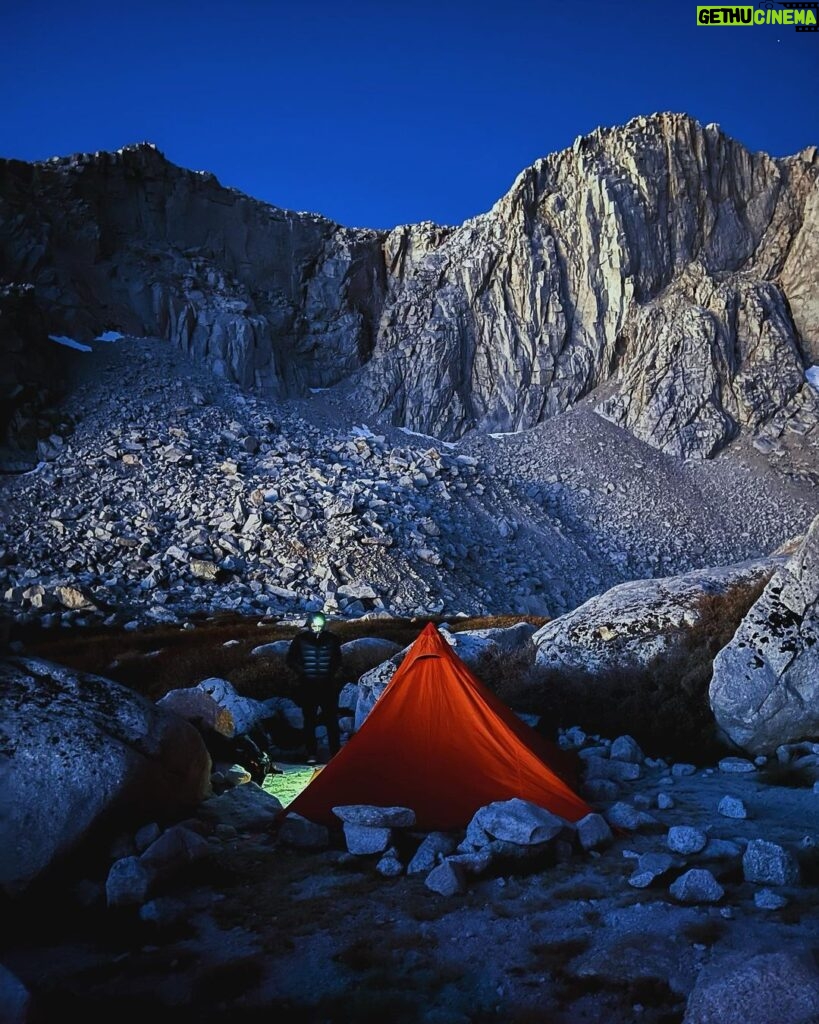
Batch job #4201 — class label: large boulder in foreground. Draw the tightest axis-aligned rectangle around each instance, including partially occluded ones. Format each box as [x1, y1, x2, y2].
[682, 950, 819, 1024]
[0, 657, 212, 896]
[710, 514, 819, 754]
[521, 559, 780, 756]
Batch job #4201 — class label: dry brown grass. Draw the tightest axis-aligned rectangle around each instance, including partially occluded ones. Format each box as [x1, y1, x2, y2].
[19, 612, 549, 703]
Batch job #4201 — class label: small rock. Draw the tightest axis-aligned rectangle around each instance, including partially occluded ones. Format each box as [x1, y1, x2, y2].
[605, 802, 657, 830]
[669, 868, 724, 904]
[106, 856, 153, 908]
[466, 798, 567, 846]
[332, 805, 416, 828]
[742, 839, 800, 885]
[425, 860, 466, 896]
[702, 838, 745, 859]
[225, 764, 252, 787]
[376, 848, 404, 878]
[657, 793, 675, 810]
[667, 825, 708, 855]
[671, 763, 697, 777]
[718, 757, 756, 774]
[134, 822, 162, 854]
[447, 851, 494, 876]
[407, 833, 459, 875]
[754, 888, 788, 910]
[576, 813, 614, 851]
[583, 779, 621, 802]
[584, 756, 641, 782]
[139, 897, 188, 928]
[717, 795, 748, 819]
[628, 852, 674, 888]
[610, 735, 644, 763]
[277, 814, 330, 850]
[342, 822, 392, 855]
[139, 825, 210, 878]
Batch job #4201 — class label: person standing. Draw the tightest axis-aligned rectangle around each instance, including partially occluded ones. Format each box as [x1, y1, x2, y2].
[286, 611, 343, 764]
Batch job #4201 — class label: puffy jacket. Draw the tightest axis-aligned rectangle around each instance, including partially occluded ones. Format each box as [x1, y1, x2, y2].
[286, 630, 343, 683]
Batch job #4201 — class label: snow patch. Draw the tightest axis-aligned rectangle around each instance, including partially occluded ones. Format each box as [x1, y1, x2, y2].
[398, 427, 458, 448]
[805, 365, 819, 391]
[351, 425, 383, 440]
[95, 331, 124, 343]
[49, 335, 92, 353]
[309, 387, 330, 394]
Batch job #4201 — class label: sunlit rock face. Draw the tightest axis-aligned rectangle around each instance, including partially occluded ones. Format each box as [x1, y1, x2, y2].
[2, 115, 816, 459]
[360, 115, 818, 457]
[710, 513, 819, 754]
[0, 656, 212, 895]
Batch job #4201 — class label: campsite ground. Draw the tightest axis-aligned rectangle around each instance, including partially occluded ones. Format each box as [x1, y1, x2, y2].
[4, 686, 819, 1024]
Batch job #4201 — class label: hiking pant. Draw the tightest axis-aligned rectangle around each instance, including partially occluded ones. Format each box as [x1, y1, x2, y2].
[299, 680, 341, 756]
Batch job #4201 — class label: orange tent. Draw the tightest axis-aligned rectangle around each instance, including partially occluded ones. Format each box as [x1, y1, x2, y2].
[285, 622, 592, 830]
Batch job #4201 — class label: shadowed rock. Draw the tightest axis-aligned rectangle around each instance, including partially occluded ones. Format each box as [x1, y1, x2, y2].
[710, 513, 819, 754]
[0, 656, 211, 895]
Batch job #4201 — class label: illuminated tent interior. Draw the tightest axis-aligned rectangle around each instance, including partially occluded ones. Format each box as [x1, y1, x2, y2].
[283, 622, 592, 831]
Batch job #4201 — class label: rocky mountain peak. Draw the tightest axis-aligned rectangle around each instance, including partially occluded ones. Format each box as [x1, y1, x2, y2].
[1, 112, 817, 460]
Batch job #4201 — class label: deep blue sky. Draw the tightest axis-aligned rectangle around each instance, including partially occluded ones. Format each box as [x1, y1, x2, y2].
[2, 0, 817, 229]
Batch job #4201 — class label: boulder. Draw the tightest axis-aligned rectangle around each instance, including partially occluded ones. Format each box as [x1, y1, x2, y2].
[683, 951, 819, 1024]
[710, 514, 819, 754]
[355, 622, 536, 729]
[157, 686, 235, 737]
[339, 637, 402, 681]
[524, 559, 777, 755]
[0, 963, 31, 1024]
[250, 639, 291, 659]
[194, 677, 270, 735]
[0, 657, 211, 896]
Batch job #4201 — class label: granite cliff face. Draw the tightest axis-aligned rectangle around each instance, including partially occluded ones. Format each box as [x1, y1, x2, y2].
[361, 114, 818, 458]
[0, 143, 386, 395]
[1, 113, 817, 459]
